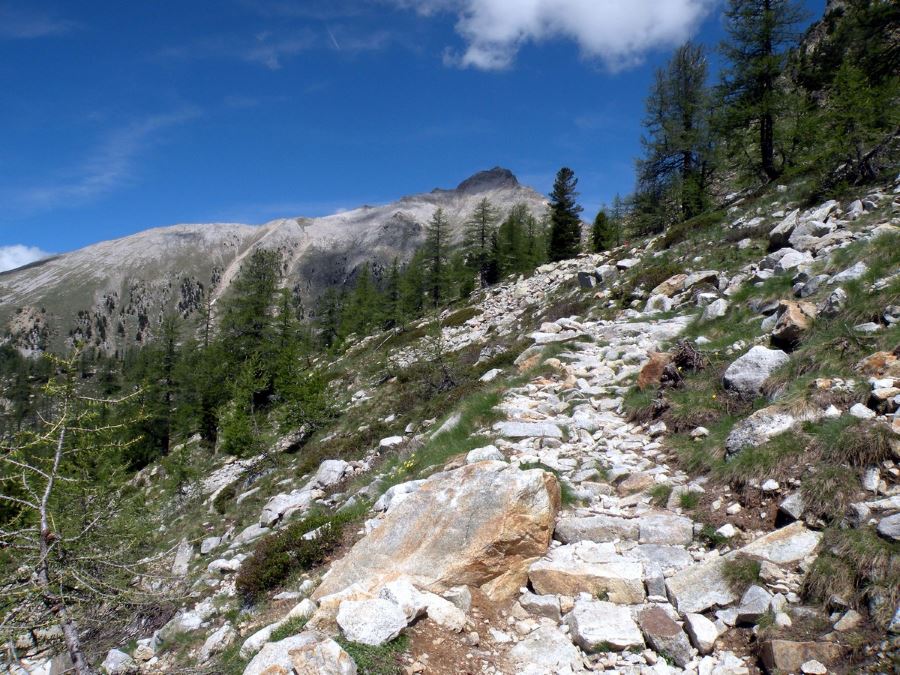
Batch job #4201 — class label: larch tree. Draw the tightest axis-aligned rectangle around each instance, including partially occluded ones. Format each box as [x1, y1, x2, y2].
[547, 167, 583, 262]
[424, 208, 450, 306]
[0, 353, 158, 674]
[719, 0, 807, 180]
[639, 41, 713, 222]
[464, 198, 500, 288]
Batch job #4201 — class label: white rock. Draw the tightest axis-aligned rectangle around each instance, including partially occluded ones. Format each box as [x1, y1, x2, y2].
[243, 632, 357, 675]
[565, 599, 644, 652]
[684, 613, 718, 654]
[379, 436, 404, 448]
[466, 445, 505, 463]
[336, 599, 407, 646]
[849, 403, 876, 420]
[101, 649, 135, 675]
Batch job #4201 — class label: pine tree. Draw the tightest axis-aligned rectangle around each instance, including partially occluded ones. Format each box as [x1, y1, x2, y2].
[719, 0, 807, 180]
[547, 167, 584, 261]
[590, 208, 617, 253]
[639, 41, 713, 222]
[464, 198, 499, 288]
[496, 205, 525, 277]
[424, 208, 450, 305]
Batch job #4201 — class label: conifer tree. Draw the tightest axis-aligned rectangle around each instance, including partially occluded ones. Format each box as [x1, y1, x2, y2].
[382, 258, 403, 329]
[400, 250, 427, 319]
[590, 208, 616, 253]
[548, 167, 583, 261]
[424, 208, 450, 305]
[639, 41, 712, 222]
[719, 0, 806, 180]
[218, 249, 281, 366]
[464, 198, 499, 288]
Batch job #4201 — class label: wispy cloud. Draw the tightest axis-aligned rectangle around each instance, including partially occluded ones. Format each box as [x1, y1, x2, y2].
[395, 0, 716, 70]
[0, 245, 51, 272]
[9, 108, 200, 215]
[158, 25, 394, 69]
[0, 3, 79, 39]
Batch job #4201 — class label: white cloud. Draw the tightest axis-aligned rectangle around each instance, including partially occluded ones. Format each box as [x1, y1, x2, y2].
[397, 0, 716, 70]
[0, 245, 51, 272]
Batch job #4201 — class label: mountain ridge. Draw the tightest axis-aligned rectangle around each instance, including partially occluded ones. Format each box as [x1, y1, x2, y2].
[0, 168, 547, 354]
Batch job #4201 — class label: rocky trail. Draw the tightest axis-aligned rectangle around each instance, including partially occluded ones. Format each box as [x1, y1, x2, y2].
[17, 181, 900, 675]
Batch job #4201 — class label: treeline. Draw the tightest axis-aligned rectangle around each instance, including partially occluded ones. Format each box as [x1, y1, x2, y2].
[314, 200, 552, 348]
[630, 0, 899, 235]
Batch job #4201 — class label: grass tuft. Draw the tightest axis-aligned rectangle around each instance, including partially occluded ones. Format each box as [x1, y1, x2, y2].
[722, 555, 761, 594]
[336, 635, 410, 675]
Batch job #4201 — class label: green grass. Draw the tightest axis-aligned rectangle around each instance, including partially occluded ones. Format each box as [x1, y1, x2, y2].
[715, 431, 808, 484]
[699, 523, 731, 548]
[678, 490, 701, 510]
[336, 635, 410, 675]
[647, 484, 673, 507]
[378, 387, 503, 492]
[722, 555, 762, 594]
[805, 527, 900, 627]
[800, 464, 859, 521]
[269, 616, 310, 642]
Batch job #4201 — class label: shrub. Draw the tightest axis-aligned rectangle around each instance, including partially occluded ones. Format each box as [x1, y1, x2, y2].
[236, 512, 348, 603]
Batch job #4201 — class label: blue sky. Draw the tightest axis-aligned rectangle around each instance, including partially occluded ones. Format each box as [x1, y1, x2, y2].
[0, 0, 822, 269]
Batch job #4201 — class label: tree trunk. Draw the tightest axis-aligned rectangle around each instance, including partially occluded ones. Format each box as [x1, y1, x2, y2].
[37, 425, 96, 675]
[761, 111, 779, 180]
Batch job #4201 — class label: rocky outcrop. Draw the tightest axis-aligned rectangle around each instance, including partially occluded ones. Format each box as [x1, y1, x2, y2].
[242, 632, 356, 675]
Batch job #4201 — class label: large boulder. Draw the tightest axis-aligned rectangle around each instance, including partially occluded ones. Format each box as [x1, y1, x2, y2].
[769, 209, 799, 249]
[665, 557, 737, 614]
[651, 273, 688, 297]
[242, 632, 356, 675]
[722, 346, 790, 399]
[528, 541, 645, 604]
[312, 461, 559, 601]
[259, 490, 321, 528]
[638, 513, 693, 546]
[759, 640, 843, 674]
[554, 514, 639, 544]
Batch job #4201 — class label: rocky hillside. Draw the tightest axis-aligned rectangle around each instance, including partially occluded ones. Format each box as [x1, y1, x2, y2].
[12, 174, 899, 675]
[0, 168, 546, 355]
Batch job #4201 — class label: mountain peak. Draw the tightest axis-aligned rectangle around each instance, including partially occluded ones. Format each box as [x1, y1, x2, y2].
[455, 167, 519, 193]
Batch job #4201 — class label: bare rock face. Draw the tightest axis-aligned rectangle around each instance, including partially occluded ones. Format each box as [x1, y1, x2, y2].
[312, 461, 559, 602]
[528, 541, 645, 604]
